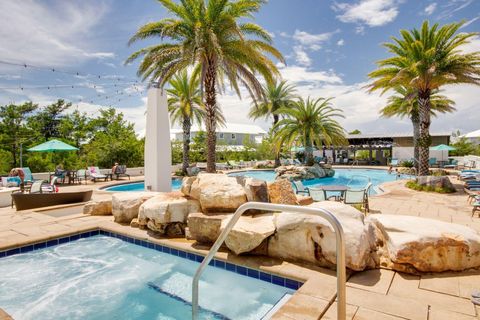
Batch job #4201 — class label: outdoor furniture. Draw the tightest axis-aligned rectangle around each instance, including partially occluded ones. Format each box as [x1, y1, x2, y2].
[293, 159, 302, 166]
[88, 166, 108, 182]
[114, 165, 130, 180]
[429, 158, 438, 168]
[292, 181, 309, 195]
[21, 167, 37, 184]
[0, 187, 20, 207]
[308, 187, 326, 202]
[389, 158, 399, 166]
[343, 182, 372, 213]
[444, 159, 458, 169]
[73, 169, 87, 184]
[196, 162, 208, 171]
[317, 185, 349, 201]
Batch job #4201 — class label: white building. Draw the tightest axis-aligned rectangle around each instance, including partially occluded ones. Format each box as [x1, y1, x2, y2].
[170, 123, 268, 146]
[460, 129, 480, 145]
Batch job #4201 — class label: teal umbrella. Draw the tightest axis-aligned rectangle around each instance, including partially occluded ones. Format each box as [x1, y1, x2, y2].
[429, 144, 456, 151]
[430, 144, 456, 163]
[28, 139, 78, 152]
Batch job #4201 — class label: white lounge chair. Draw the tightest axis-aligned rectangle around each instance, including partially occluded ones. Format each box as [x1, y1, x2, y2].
[308, 187, 326, 202]
[292, 181, 309, 195]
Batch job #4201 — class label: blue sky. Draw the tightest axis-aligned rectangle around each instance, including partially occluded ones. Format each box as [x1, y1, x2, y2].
[0, 0, 478, 136]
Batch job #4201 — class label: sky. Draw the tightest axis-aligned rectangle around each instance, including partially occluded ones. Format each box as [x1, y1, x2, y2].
[0, 0, 478, 136]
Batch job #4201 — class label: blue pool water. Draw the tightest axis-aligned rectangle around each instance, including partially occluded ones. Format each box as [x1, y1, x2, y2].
[228, 168, 409, 194]
[0, 236, 293, 320]
[104, 168, 408, 194]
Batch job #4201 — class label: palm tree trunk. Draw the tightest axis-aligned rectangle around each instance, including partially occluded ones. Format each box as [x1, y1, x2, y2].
[273, 114, 281, 167]
[411, 113, 420, 172]
[204, 61, 217, 173]
[417, 91, 431, 176]
[182, 116, 191, 175]
[305, 136, 314, 166]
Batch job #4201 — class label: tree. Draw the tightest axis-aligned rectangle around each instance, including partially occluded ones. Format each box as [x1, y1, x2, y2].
[167, 70, 205, 175]
[349, 129, 361, 134]
[273, 97, 346, 166]
[58, 110, 93, 148]
[29, 99, 71, 141]
[0, 102, 37, 167]
[127, 0, 284, 172]
[380, 86, 455, 169]
[450, 137, 478, 156]
[368, 20, 480, 175]
[248, 80, 296, 167]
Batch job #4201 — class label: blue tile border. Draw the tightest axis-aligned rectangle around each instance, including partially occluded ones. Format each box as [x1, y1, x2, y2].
[0, 229, 303, 291]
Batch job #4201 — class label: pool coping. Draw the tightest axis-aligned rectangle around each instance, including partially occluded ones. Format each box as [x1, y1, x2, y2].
[0, 227, 302, 292]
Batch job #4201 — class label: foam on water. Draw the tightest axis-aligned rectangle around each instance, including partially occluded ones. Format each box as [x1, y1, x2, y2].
[0, 236, 292, 320]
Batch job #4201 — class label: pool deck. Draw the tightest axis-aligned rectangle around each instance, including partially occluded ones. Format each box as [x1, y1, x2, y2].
[1, 173, 480, 319]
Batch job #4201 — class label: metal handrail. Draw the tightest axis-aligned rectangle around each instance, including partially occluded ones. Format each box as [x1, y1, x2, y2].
[191, 202, 346, 320]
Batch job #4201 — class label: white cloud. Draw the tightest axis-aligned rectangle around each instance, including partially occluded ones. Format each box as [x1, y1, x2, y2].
[293, 29, 339, 48]
[459, 35, 480, 54]
[337, 39, 345, 46]
[279, 65, 343, 84]
[424, 3, 437, 15]
[0, 1, 114, 68]
[293, 46, 312, 67]
[461, 16, 480, 29]
[332, 0, 400, 28]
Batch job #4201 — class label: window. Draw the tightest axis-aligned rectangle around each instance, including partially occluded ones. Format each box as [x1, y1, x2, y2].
[231, 133, 236, 139]
[219, 133, 224, 139]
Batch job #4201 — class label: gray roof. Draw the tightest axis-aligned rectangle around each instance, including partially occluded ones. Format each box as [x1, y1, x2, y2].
[346, 132, 451, 139]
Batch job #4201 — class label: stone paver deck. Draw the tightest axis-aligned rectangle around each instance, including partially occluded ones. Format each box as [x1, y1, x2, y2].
[1, 173, 480, 319]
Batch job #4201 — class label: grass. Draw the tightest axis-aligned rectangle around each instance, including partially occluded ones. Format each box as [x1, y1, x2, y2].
[405, 180, 455, 193]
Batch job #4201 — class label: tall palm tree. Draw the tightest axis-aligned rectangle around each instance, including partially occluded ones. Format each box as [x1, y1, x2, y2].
[381, 86, 456, 169]
[273, 97, 346, 166]
[368, 20, 480, 175]
[167, 70, 205, 175]
[248, 80, 296, 167]
[127, 0, 284, 172]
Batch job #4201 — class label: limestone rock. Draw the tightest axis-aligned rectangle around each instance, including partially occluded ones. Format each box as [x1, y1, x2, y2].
[416, 175, 455, 191]
[138, 192, 200, 235]
[367, 214, 480, 273]
[275, 164, 335, 181]
[296, 194, 314, 206]
[268, 201, 375, 271]
[236, 177, 269, 214]
[180, 176, 196, 196]
[224, 213, 276, 255]
[112, 192, 156, 224]
[189, 173, 247, 213]
[187, 212, 231, 244]
[83, 198, 112, 215]
[130, 218, 139, 228]
[268, 179, 299, 205]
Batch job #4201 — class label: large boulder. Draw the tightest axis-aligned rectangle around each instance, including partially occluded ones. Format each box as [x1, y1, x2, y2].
[275, 164, 335, 180]
[189, 174, 247, 213]
[83, 198, 112, 215]
[180, 176, 196, 197]
[236, 177, 269, 214]
[187, 212, 231, 244]
[416, 175, 455, 191]
[138, 192, 200, 235]
[268, 201, 376, 271]
[224, 213, 276, 255]
[367, 214, 480, 273]
[267, 179, 299, 205]
[112, 192, 156, 223]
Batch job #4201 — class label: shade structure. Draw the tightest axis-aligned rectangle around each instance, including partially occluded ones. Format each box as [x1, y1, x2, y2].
[27, 139, 78, 152]
[430, 144, 456, 151]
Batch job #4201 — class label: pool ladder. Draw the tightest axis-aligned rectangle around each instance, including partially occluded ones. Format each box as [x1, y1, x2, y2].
[191, 202, 347, 320]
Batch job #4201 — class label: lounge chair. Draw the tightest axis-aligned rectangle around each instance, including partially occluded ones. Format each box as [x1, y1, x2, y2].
[308, 187, 326, 202]
[88, 167, 108, 182]
[444, 159, 458, 169]
[292, 181, 309, 195]
[343, 182, 372, 213]
[228, 161, 240, 169]
[74, 169, 87, 184]
[21, 167, 37, 184]
[114, 165, 130, 180]
[429, 158, 438, 167]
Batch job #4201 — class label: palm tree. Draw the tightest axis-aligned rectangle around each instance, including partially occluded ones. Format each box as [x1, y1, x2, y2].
[127, 0, 284, 172]
[368, 20, 480, 175]
[167, 70, 205, 175]
[381, 86, 456, 169]
[273, 97, 346, 166]
[248, 80, 296, 167]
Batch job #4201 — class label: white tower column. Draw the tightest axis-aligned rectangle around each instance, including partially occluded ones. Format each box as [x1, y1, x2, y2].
[144, 87, 172, 192]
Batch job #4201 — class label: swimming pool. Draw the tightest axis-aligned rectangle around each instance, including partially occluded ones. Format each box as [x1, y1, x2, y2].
[104, 179, 183, 192]
[104, 168, 408, 194]
[228, 168, 409, 194]
[0, 233, 295, 320]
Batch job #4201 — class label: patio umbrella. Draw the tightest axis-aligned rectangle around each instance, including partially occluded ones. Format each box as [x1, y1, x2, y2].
[429, 144, 456, 162]
[27, 139, 78, 152]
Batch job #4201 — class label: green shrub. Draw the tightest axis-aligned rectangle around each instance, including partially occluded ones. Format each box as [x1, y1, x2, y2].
[405, 180, 455, 193]
[400, 160, 414, 168]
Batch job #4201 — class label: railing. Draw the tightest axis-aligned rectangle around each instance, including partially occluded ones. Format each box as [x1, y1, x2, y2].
[191, 202, 347, 320]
